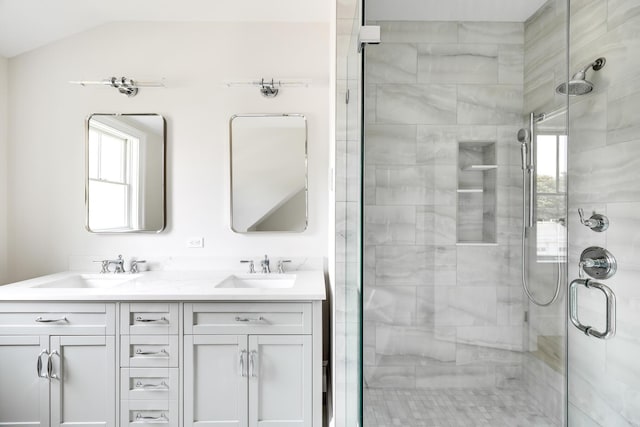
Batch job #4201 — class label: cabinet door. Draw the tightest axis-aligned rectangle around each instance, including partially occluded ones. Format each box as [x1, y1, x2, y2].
[49, 336, 116, 427]
[0, 335, 49, 426]
[184, 335, 248, 427]
[248, 335, 312, 427]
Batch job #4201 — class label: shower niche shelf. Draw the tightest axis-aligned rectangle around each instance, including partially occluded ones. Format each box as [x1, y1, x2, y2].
[461, 164, 498, 171]
[457, 141, 497, 245]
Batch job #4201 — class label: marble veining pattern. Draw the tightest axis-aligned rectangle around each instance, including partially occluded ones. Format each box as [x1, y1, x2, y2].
[417, 44, 499, 84]
[376, 84, 458, 125]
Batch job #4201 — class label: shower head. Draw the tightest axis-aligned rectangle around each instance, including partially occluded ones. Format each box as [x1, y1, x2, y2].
[556, 79, 594, 96]
[556, 57, 606, 96]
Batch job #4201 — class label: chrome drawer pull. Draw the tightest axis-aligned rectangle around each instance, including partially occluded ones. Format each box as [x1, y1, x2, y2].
[234, 316, 265, 323]
[36, 349, 49, 379]
[35, 316, 68, 323]
[135, 316, 168, 323]
[136, 413, 168, 422]
[135, 380, 168, 389]
[570, 278, 616, 339]
[135, 348, 168, 356]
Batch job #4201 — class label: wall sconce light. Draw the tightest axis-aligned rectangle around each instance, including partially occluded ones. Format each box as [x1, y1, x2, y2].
[69, 76, 165, 97]
[224, 78, 311, 98]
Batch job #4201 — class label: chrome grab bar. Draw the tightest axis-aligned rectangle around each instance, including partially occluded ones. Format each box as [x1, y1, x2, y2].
[35, 316, 68, 323]
[569, 278, 616, 339]
[135, 348, 168, 356]
[135, 380, 168, 389]
[235, 316, 265, 323]
[135, 316, 168, 323]
[36, 349, 49, 379]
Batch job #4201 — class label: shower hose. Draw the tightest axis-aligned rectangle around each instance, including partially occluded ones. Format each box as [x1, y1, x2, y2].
[520, 168, 563, 307]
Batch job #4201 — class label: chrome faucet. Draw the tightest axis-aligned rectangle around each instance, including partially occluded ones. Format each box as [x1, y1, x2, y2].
[260, 255, 270, 274]
[107, 255, 125, 274]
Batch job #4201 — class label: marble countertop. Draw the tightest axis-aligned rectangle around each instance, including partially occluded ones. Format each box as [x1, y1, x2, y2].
[0, 270, 326, 301]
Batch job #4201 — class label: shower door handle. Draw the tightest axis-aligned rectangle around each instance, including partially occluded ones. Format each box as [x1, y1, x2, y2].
[569, 278, 616, 339]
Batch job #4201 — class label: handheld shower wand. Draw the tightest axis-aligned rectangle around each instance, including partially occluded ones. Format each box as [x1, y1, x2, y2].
[516, 117, 562, 307]
[517, 119, 535, 229]
[516, 128, 529, 172]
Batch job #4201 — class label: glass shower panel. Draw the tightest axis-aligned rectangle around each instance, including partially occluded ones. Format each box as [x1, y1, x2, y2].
[567, 0, 640, 425]
[360, 0, 568, 425]
[336, 0, 363, 425]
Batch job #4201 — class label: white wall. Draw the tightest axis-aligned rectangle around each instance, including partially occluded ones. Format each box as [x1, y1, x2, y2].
[0, 55, 7, 284]
[6, 21, 330, 282]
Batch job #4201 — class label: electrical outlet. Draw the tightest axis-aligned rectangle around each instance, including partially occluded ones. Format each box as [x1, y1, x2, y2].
[187, 237, 204, 248]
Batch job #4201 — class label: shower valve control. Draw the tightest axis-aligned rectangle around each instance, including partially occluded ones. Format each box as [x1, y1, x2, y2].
[579, 246, 617, 280]
[578, 208, 609, 232]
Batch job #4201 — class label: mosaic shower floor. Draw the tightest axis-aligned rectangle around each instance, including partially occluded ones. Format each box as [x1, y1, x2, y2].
[364, 387, 559, 427]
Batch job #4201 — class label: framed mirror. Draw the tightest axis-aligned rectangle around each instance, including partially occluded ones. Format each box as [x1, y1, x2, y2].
[230, 114, 308, 233]
[86, 113, 166, 233]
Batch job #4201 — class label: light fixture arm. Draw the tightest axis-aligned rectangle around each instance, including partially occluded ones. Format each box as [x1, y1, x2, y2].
[69, 76, 165, 97]
[223, 78, 311, 98]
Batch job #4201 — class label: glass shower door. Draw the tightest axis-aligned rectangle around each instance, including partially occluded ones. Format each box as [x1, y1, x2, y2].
[336, 0, 363, 425]
[566, 0, 640, 425]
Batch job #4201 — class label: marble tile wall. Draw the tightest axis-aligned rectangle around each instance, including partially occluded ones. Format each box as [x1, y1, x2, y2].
[363, 21, 526, 390]
[566, 0, 640, 425]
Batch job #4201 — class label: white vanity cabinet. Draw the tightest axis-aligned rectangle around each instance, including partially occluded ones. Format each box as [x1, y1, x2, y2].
[119, 303, 179, 427]
[0, 296, 324, 427]
[0, 302, 117, 427]
[183, 302, 321, 427]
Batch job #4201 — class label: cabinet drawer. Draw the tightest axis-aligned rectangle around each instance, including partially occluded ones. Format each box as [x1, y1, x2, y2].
[185, 302, 311, 335]
[121, 400, 178, 427]
[0, 302, 115, 335]
[120, 303, 179, 335]
[121, 335, 179, 368]
[121, 368, 179, 401]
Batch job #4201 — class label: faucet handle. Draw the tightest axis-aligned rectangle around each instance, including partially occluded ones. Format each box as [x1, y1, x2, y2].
[130, 260, 147, 274]
[277, 260, 292, 274]
[93, 260, 109, 274]
[578, 208, 609, 232]
[240, 260, 255, 274]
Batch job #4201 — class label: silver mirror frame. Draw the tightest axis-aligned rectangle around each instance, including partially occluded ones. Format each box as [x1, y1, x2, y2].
[229, 113, 308, 233]
[85, 113, 167, 233]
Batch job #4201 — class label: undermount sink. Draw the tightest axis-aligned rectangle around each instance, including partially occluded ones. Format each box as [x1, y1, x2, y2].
[216, 274, 296, 289]
[32, 274, 139, 289]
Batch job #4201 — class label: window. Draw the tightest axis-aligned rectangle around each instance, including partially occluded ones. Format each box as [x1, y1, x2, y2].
[536, 133, 567, 261]
[88, 123, 140, 231]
